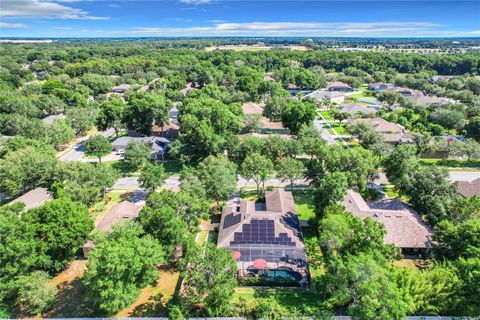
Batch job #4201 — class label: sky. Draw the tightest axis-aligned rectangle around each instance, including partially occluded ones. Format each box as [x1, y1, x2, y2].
[0, 0, 479, 38]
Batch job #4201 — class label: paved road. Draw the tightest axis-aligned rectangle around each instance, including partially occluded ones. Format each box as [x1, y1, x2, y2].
[449, 171, 480, 182]
[58, 128, 115, 162]
[112, 176, 307, 191]
[314, 118, 338, 145]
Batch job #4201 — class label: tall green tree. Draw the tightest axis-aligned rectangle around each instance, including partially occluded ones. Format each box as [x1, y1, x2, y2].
[14, 271, 57, 315]
[276, 157, 305, 190]
[84, 223, 165, 314]
[123, 92, 171, 135]
[281, 100, 316, 134]
[97, 97, 125, 137]
[84, 135, 111, 164]
[0, 146, 57, 196]
[124, 141, 151, 170]
[23, 198, 93, 272]
[240, 153, 274, 197]
[198, 155, 237, 204]
[139, 162, 166, 193]
[183, 243, 237, 316]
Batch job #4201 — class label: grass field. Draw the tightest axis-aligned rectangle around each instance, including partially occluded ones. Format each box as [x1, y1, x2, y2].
[318, 110, 333, 120]
[420, 158, 480, 169]
[292, 190, 316, 221]
[327, 123, 348, 135]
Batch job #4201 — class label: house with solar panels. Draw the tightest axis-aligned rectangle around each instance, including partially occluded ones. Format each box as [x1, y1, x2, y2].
[217, 188, 310, 287]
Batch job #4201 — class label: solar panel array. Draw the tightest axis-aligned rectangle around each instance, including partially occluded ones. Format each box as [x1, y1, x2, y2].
[280, 212, 303, 241]
[230, 218, 296, 246]
[223, 212, 242, 229]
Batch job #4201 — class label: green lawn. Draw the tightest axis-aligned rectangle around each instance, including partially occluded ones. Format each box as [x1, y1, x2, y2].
[420, 158, 480, 169]
[318, 110, 333, 120]
[328, 123, 348, 135]
[292, 190, 316, 221]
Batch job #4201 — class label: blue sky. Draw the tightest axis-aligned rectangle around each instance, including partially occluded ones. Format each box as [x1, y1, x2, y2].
[1, 0, 479, 38]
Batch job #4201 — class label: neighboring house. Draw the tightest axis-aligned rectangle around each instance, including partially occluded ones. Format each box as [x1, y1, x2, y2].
[82, 201, 143, 257]
[112, 84, 132, 93]
[347, 117, 415, 144]
[242, 103, 289, 134]
[112, 136, 170, 161]
[368, 82, 395, 93]
[218, 188, 310, 287]
[382, 87, 414, 96]
[152, 104, 181, 138]
[430, 75, 455, 83]
[342, 189, 433, 256]
[348, 117, 403, 134]
[327, 81, 354, 92]
[340, 103, 378, 116]
[41, 113, 66, 125]
[422, 135, 464, 159]
[457, 178, 480, 197]
[8, 187, 53, 212]
[405, 93, 452, 106]
[304, 90, 346, 105]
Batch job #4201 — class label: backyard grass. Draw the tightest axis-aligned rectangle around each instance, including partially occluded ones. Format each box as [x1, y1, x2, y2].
[116, 267, 180, 317]
[419, 158, 480, 169]
[89, 192, 122, 221]
[318, 110, 333, 121]
[327, 123, 348, 135]
[292, 190, 316, 221]
[233, 287, 320, 313]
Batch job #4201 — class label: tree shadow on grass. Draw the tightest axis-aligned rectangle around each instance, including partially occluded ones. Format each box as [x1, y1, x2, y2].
[129, 293, 168, 317]
[45, 278, 97, 318]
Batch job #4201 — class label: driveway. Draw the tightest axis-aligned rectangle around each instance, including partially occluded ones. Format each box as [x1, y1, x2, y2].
[314, 118, 338, 146]
[58, 128, 115, 162]
[449, 171, 480, 182]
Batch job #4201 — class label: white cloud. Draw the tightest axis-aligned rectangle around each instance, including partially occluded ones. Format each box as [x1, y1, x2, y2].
[1, 0, 110, 20]
[0, 22, 29, 29]
[131, 21, 449, 37]
[178, 0, 213, 4]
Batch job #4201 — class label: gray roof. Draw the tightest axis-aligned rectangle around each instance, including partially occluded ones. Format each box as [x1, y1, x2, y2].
[8, 187, 53, 212]
[112, 136, 170, 150]
[457, 178, 480, 197]
[342, 189, 433, 249]
[41, 113, 66, 125]
[96, 201, 143, 232]
[340, 103, 378, 115]
[304, 90, 345, 101]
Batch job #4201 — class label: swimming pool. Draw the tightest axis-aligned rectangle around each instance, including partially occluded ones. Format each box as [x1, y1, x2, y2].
[265, 267, 302, 282]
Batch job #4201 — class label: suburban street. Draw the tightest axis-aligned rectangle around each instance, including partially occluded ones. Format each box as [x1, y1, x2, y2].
[58, 128, 115, 162]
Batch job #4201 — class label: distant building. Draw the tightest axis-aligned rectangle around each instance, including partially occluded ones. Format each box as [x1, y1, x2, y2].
[327, 81, 354, 92]
[82, 201, 143, 257]
[304, 90, 346, 104]
[218, 189, 310, 287]
[8, 187, 53, 212]
[457, 178, 480, 198]
[41, 113, 66, 125]
[339, 103, 379, 116]
[242, 103, 289, 134]
[405, 93, 452, 106]
[430, 75, 455, 83]
[112, 136, 170, 161]
[347, 117, 415, 144]
[112, 84, 132, 93]
[342, 189, 433, 256]
[368, 82, 395, 93]
[382, 87, 414, 96]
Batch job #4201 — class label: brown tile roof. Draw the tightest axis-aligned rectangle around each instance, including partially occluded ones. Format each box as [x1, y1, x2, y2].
[341, 189, 433, 249]
[8, 188, 53, 212]
[348, 117, 404, 134]
[457, 178, 480, 197]
[218, 189, 303, 249]
[96, 201, 143, 232]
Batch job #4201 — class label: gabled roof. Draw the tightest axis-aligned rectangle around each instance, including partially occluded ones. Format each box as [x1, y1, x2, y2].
[341, 189, 433, 249]
[96, 201, 143, 232]
[218, 189, 303, 249]
[457, 178, 480, 197]
[8, 187, 53, 212]
[41, 113, 66, 125]
[242, 102, 264, 115]
[304, 90, 345, 100]
[327, 81, 352, 89]
[348, 117, 404, 134]
[340, 103, 377, 115]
